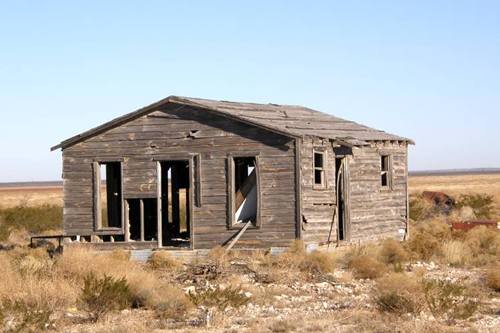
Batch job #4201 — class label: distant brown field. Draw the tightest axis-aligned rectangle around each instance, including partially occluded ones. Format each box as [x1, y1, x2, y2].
[409, 173, 500, 218]
[0, 186, 62, 208]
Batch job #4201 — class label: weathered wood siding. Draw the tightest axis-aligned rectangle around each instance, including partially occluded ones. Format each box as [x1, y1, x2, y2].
[300, 137, 337, 244]
[62, 105, 297, 248]
[301, 138, 408, 244]
[349, 142, 408, 242]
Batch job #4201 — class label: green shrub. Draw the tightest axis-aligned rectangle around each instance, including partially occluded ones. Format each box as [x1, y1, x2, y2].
[455, 194, 494, 219]
[188, 286, 250, 310]
[376, 292, 419, 315]
[0, 205, 62, 242]
[78, 273, 132, 321]
[423, 279, 478, 320]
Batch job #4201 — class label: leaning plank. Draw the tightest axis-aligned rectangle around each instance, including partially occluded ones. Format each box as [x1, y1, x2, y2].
[225, 221, 252, 252]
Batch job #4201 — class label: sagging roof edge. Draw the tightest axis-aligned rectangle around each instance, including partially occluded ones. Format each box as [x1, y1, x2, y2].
[51, 95, 414, 151]
[50, 96, 302, 151]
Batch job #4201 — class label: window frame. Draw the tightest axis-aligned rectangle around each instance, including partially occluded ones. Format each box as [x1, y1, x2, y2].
[93, 160, 124, 234]
[380, 154, 393, 190]
[313, 149, 327, 189]
[227, 152, 261, 229]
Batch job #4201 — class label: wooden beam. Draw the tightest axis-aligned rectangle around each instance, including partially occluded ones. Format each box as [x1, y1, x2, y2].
[225, 221, 252, 252]
[234, 169, 256, 210]
[295, 138, 302, 239]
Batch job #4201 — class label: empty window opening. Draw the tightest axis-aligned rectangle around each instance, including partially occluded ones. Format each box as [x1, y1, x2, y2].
[127, 198, 157, 242]
[233, 157, 258, 225]
[96, 162, 122, 229]
[381, 155, 391, 187]
[314, 151, 325, 187]
[160, 160, 191, 247]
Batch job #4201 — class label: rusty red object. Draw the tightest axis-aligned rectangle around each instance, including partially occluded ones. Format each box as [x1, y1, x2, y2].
[450, 220, 498, 231]
[422, 191, 455, 213]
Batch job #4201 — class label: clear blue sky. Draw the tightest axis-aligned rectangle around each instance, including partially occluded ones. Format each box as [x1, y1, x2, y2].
[1, 1, 499, 182]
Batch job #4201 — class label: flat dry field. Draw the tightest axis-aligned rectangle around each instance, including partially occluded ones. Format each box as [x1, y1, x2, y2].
[0, 186, 62, 208]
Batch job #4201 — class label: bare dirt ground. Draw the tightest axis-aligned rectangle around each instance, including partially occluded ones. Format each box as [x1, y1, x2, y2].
[0, 173, 499, 332]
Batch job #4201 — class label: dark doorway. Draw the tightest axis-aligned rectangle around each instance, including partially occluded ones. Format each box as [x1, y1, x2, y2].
[127, 198, 158, 242]
[335, 157, 346, 241]
[160, 160, 191, 247]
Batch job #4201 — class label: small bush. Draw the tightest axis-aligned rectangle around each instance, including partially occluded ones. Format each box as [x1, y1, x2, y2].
[374, 273, 425, 315]
[485, 266, 500, 292]
[298, 250, 335, 274]
[268, 319, 297, 333]
[147, 251, 181, 270]
[0, 205, 62, 242]
[455, 194, 494, 219]
[407, 219, 451, 260]
[79, 273, 132, 321]
[349, 255, 387, 279]
[423, 279, 478, 320]
[188, 286, 250, 310]
[208, 245, 228, 266]
[379, 239, 409, 265]
[260, 241, 335, 278]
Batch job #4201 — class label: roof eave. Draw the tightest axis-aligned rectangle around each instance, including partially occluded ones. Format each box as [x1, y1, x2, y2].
[51, 95, 302, 151]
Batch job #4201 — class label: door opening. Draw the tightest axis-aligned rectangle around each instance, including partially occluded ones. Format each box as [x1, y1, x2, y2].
[127, 198, 157, 241]
[160, 160, 191, 247]
[335, 157, 346, 241]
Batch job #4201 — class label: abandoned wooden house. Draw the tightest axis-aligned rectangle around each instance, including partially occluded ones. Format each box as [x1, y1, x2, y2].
[51, 96, 414, 250]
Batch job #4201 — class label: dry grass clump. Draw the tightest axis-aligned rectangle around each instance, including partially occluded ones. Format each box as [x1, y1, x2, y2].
[268, 319, 297, 333]
[462, 226, 500, 266]
[374, 272, 425, 314]
[147, 251, 181, 270]
[0, 251, 78, 332]
[407, 219, 451, 260]
[485, 266, 500, 292]
[272, 241, 336, 275]
[349, 255, 387, 279]
[441, 240, 469, 266]
[144, 284, 193, 319]
[378, 239, 409, 265]
[409, 194, 437, 221]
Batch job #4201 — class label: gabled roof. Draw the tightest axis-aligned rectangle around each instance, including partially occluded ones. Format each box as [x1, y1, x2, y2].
[51, 95, 414, 151]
